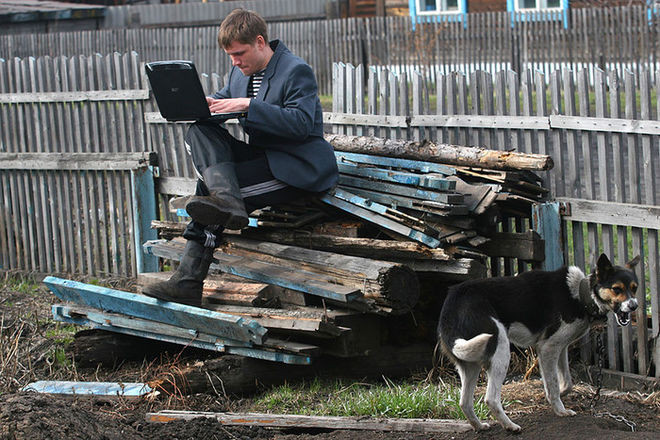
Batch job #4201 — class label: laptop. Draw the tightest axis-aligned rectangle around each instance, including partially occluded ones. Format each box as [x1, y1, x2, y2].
[145, 60, 246, 122]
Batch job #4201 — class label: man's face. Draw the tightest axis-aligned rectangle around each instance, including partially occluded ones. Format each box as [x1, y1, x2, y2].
[224, 36, 268, 76]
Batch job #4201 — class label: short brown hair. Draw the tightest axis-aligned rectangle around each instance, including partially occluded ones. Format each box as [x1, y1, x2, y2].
[218, 9, 268, 48]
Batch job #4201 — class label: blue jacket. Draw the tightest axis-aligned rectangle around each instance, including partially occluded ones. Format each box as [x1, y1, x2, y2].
[212, 40, 338, 193]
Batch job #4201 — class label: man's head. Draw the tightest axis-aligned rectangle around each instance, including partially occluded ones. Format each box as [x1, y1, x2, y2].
[218, 9, 272, 76]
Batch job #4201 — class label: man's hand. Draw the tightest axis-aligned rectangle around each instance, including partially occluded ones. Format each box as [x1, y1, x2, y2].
[206, 97, 251, 113]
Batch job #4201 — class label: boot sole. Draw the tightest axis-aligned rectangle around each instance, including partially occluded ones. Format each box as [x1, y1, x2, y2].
[141, 289, 202, 308]
[186, 199, 248, 230]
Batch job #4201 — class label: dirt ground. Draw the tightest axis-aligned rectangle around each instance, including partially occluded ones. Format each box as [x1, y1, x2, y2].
[1, 276, 659, 440]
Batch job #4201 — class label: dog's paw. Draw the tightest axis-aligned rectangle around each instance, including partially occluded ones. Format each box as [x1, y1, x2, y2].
[473, 422, 492, 431]
[554, 408, 576, 417]
[504, 421, 522, 432]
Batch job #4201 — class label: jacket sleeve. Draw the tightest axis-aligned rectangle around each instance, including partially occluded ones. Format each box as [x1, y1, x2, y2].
[245, 63, 317, 141]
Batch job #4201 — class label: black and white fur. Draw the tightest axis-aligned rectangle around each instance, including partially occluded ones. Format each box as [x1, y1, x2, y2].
[437, 254, 639, 432]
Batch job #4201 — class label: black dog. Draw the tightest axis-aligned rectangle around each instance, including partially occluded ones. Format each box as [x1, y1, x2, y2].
[438, 254, 639, 432]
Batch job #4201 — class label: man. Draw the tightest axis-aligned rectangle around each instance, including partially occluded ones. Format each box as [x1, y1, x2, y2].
[143, 8, 338, 306]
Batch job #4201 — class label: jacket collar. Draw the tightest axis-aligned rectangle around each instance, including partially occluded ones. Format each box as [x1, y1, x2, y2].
[254, 40, 287, 100]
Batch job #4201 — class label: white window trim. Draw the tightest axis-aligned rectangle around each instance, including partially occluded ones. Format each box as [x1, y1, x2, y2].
[514, 0, 562, 12]
[415, 0, 463, 16]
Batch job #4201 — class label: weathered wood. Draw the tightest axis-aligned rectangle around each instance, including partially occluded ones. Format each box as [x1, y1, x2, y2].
[325, 134, 554, 171]
[143, 240, 363, 305]
[241, 230, 452, 261]
[44, 276, 267, 344]
[557, 198, 660, 230]
[218, 236, 421, 314]
[146, 411, 472, 433]
[0, 89, 149, 104]
[0, 152, 156, 170]
[476, 231, 545, 261]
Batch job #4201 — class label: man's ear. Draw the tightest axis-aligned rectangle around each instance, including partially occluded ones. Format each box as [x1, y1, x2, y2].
[596, 253, 614, 281]
[255, 35, 266, 48]
[625, 255, 641, 269]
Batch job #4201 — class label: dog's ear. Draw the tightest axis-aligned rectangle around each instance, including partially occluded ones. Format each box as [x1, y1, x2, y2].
[596, 254, 614, 280]
[625, 255, 641, 269]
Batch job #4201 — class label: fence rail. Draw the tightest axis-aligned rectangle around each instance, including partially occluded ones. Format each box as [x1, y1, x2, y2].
[0, 52, 658, 379]
[1, 6, 659, 95]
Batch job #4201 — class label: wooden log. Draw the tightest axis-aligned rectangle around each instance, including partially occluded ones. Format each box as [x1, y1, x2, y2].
[325, 134, 554, 171]
[219, 236, 420, 314]
[146, 411, 472, 433]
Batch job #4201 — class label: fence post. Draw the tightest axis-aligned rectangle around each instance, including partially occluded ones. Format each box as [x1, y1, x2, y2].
[531, 201, 564, 271]
[131, 166, 158, 274]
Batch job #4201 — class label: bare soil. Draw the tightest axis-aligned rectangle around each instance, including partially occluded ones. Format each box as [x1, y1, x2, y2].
[1, 276, 659, 440]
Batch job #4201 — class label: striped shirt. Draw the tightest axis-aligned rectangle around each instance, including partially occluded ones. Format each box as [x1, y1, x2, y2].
[247, 70, 265, 98]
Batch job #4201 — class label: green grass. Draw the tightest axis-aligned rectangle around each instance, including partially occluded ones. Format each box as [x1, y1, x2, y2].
[252, 377, 501, 421]
[0, 276, 39, 295]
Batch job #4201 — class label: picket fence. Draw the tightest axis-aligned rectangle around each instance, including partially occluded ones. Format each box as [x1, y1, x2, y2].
[0, 52, 658, 379]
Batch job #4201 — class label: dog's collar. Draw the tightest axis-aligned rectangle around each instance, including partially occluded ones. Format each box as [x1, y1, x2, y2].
[579, 275, 607, 319]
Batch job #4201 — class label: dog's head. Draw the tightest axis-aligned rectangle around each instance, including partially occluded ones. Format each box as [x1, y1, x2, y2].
[593, 254, 640, 326]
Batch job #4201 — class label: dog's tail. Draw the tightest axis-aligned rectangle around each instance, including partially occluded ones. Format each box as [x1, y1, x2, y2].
[451, 333, 493, 363]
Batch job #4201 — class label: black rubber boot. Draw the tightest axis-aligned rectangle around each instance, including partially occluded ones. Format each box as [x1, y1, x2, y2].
[141, 240, 215, 307]
[185, 163, 249, 230]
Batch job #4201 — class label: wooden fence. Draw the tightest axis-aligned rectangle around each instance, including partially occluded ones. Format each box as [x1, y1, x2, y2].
[0, 52, 658, 379]
[0, 53, 157, 277]
[102, 0, 330, 29]
[1, 6, 658, 95]
[331, 62, 660, 378]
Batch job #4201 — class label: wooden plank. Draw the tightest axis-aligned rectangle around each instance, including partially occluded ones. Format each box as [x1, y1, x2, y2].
[131, 167, 158, 273]
[43, 276, 267, 344]
[0, 89, 149, 104]
[320, 189, 442, 248]
[338, 175, 462, 204]
[336, 186, 468, 217]
[336, 162, 456, 191]
[476, 231, 544, 261]
[145, 411, 472, 433]
[549, 114, 660, 136]
[23, 381, 153, 397]
[0, 152, 156, 170]
[334, 151, 455, 175]
[531, 202, 564, 271]
[142, 240, 363, 304]
[555, 199, 660, 230]
[241, 231, 451, 261]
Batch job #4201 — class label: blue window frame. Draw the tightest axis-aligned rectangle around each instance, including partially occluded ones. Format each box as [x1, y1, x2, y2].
[507, 0, 569, 28]
[409, 0, 467, 25]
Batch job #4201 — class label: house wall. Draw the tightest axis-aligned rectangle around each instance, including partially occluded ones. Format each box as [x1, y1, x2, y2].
[468, 0, 508, 12]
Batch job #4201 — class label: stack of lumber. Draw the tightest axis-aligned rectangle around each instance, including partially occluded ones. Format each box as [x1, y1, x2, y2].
[125, 135, 552, 364]
[46, 135, 552, 366]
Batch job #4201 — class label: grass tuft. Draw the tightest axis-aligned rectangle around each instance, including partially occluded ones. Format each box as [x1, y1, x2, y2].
[252, 377, 499, 421]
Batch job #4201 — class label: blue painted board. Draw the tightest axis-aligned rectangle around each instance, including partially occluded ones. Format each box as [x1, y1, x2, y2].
[52, 304, 251, 348]
[339, 186, 468, 216]
[335, 151, 456, 176]
[320, 189, 442, 248]
[338, 175, 463, 204]
[43, 276, 266, 344]
[531, 202, 564, 271]
[53, 307, 311, 365]
[337, 163, 456, 191]
[131, 167, 158, 273]
[22, 381, 152, 397]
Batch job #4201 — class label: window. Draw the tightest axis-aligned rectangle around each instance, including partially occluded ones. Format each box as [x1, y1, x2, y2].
[515, 0, 562, 11]
[416, 0, 461, 15]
